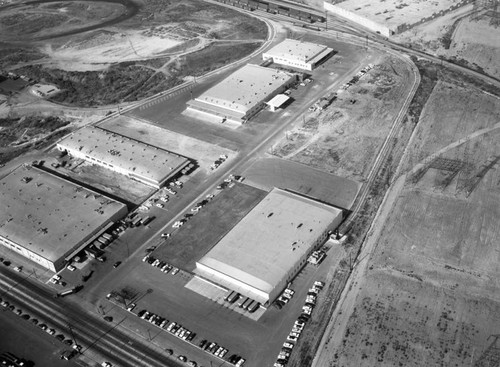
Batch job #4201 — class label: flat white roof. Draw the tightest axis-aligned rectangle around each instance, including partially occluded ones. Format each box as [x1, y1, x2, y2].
[194, 64, 295, 114]
[267, 94, 290, 108]
[58, 126, 189, 183]
[264, 39, 332, 63]
[0, 166, 127, 262]
[330, 0, 468, 28]
[197, 188, 342, 295]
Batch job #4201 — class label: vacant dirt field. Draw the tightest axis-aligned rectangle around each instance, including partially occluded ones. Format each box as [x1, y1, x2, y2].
[0, 1, 127, 41]
[0, 0, 268, 106]
[401, 80, 500, 173]
[273, 54, 414, 183]
[395, 7, 500, 79]
[319, 74, 500, 366]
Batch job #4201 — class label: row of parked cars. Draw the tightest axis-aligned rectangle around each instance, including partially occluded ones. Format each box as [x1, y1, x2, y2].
[340, 64, 374, 92]
[142, 255, 179, 275]
[275, 288, 295, 309]
[135, 309, 199, 366]
[274, 281, 325, 367]
[198, 339, 245, 366]
[132, 304, 245, 366]
[0, 297, 82, 360]
[136, 308, 196, 343]
[216, 174, 244, 191]
[171, 192, 215, 230]
[210, 154, 228, 170]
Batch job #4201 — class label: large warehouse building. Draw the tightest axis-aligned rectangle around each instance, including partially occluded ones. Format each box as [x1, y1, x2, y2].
[0, 165, 127, 272]
[324, 0, 473, 37]
[186, 64, 296, 124]
[195, 188, 343, 305]
[57, 126, 190, 188]
[262, 39, 334, 71]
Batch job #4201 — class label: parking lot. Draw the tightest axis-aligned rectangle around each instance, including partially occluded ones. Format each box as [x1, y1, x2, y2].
[16, 33, 376, 367]
[95, 241, 343, 367]
[150, 182, 267, 271]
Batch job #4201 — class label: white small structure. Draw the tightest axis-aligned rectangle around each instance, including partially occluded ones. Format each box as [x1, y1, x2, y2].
[266, 94, 290, 112]
[262, 39, 334, 71]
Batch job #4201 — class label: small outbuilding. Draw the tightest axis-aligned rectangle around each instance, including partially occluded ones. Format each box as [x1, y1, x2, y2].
[266, 94, 290, 112]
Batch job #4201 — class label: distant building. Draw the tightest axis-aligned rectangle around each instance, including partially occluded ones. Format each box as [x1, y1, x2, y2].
[0, 165, 127, 272]
[195, 188, 343, 305]
[57, 126, 190, 188]
[186, 64, 296, 124]
[262, 39, 334, 71]
[324, 0, 474, 37]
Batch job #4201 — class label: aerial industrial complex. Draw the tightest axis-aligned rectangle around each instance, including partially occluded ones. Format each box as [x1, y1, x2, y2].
[0, 165, 127, 272]
[195, 188, 343, 305]
[186, 64, 296, 124]
[262, 39, 334, 71]
[57, 126, 190, 188]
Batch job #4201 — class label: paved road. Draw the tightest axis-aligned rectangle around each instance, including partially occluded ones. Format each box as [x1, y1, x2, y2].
[0, 269, 183, 367]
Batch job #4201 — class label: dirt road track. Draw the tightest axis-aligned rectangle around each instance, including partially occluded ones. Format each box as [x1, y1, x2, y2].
[311, 174, 407, 367]
[0, 0, 140, 41]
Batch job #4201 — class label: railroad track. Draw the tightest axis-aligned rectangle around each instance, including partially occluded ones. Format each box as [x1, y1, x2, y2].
[338, 56, 421, 234]
[0, 271, 180, 367]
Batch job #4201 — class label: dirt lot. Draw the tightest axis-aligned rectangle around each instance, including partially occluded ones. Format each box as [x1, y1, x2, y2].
[0, 1, 127, 41]
[272, 54, 413, 182]
[316, 72, 500, 366]
[0, 0, 268, 106]
[394, 6, 500, 79]
[151, 183, 266, 271]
